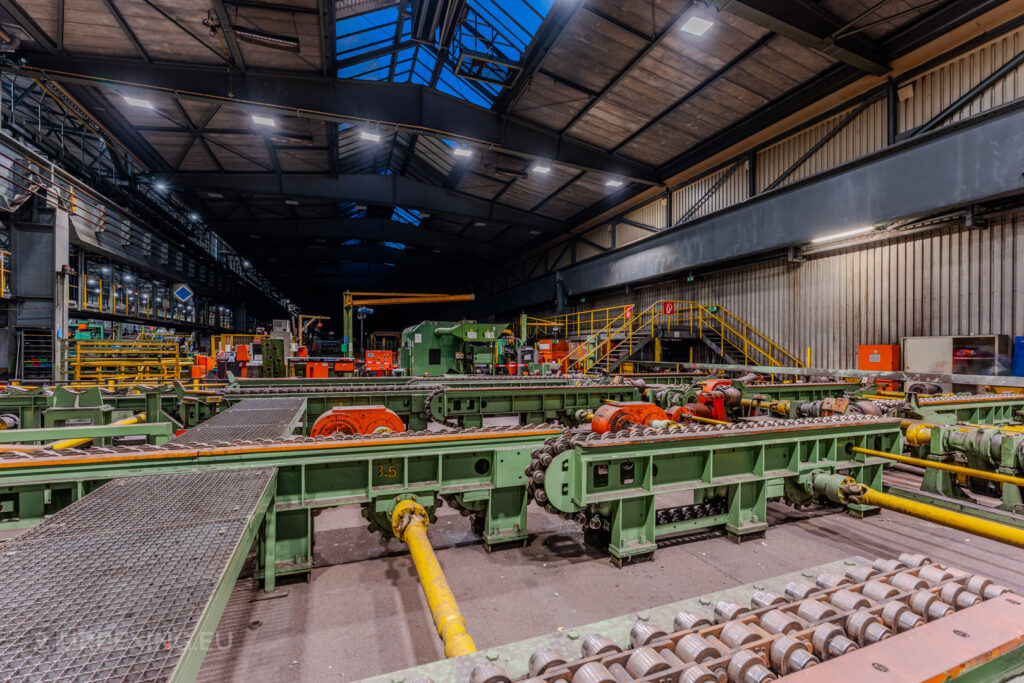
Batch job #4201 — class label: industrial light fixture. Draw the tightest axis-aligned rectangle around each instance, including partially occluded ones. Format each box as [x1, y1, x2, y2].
[189, 213, 199, 221]
[453, 146, 473, 158]
[123, 95, 154, 109]
[810, 226, 874, 243]
[474, 221, 487, 227]
[529, 229, 541, 235]
[207, 192, 223, 199]
[285, 199, 300, 206]
[360, 130, 381, 142]
[251, 114, 276, 128]
[606, 179, 624, 187]
[680, 16, 713, 36]
[532, 163, 551, 174]
[242, 260, 250, 267]
[233, 26, 300, 52]
[155, 181, 167, 191]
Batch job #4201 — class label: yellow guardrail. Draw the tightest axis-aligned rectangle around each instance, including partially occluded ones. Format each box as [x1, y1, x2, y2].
[0, 250, 10, 298]
[550, 300, 805, 373]
[64, 339, 188, 383]
[67, 272, 232, 328]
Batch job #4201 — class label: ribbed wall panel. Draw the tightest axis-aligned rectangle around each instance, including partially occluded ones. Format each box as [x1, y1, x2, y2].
[624, 198, 668, 229]
[583, 214, 1024, 368]
[671, 160, 750, 224]
[577, 223, 613, 262]
[898, 26, 1024, 132]
[757, 99, 887, 193]
[615, 221, 654, 248]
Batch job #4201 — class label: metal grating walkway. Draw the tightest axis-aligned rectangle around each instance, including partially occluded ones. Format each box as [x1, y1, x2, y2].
[0, 468, 276, 682]
[169, 397, 306, 445]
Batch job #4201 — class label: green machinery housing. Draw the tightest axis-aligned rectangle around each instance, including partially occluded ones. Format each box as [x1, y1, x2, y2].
[399, 320, 510, 375]
[0, 414, 900, 579]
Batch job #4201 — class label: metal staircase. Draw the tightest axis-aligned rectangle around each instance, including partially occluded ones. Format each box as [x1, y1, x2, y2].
[527, 300, 805, 373]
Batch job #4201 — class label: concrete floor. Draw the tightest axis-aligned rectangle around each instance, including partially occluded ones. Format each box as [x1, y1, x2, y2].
[197, 491, 1024, 683]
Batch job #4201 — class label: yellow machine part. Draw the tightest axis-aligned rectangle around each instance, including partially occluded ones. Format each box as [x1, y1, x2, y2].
[391, 500, 476, 658]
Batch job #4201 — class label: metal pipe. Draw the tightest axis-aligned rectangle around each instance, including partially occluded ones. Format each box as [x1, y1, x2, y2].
[680, 414, 730, 426]
[50, 413, 147, 450]
[391, 499, 476, 658]
[849, 483, 1024, 549]
[852, 446, 1024, 489]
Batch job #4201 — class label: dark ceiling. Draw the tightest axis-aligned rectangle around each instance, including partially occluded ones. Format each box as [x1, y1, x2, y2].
[0, 0, 1006, 311]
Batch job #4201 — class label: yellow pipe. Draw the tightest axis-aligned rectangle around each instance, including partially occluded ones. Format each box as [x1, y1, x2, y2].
[852, 446, 1024, 488]
[681, 413, 730, 426]
[391, 500, 476, 658]
[49, 413, 147, 450]
[849, 484, 1024, 549]
[740, 397, 790, 416]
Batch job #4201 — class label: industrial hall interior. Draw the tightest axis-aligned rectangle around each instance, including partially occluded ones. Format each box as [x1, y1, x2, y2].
[3, 0, 1024, 681]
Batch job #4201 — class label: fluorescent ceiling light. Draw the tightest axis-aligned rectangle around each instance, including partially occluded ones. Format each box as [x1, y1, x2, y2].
[606, 179, 624, 187]
[474, 221, 487, 227]
[189, 213, 199, 221]
[251, 114, 276, 127]
[233, 26, 300, 52]
[680, 17, 713, 36]
[453, 147, 473, 158]
[207, 192, 224, 199]
[123, 96, 154, 109]
[360, 131, 381, 142]
[155, 182, 167, 191]
[533, 163, 551, 174]
[529, 229, 541, 235]
[285, 199, 300, 206]
[810, 226, 874, 243]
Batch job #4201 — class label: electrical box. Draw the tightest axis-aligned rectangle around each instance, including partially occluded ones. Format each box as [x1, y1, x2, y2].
[857, 344, 899, 371]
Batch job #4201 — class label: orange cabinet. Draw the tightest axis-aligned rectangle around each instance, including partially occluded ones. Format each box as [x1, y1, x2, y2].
[857, 344, 899, 371]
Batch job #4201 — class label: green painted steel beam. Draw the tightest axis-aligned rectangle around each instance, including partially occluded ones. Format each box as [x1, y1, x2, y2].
[0, 421, 173, 444]
[170, 470, 277, 681]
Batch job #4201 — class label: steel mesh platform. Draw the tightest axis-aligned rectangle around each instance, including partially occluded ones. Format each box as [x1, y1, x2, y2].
[168, 397, 306, 445]
[0, 468, 276, 682]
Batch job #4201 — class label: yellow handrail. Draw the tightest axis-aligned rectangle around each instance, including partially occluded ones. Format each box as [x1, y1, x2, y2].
[0, 250, 9, 298]
[554, 299, 805, 372]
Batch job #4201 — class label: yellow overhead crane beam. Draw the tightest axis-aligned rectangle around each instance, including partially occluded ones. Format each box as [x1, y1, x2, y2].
[342, 291, 475, 354]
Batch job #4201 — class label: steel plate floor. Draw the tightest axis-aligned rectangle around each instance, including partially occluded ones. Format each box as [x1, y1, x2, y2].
[0, 468, 276, 682]
[168, 397, 306, 445]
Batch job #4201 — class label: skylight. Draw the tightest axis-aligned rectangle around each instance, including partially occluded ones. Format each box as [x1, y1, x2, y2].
[336, 0, 555, 107]
[391, 207, 421, 225]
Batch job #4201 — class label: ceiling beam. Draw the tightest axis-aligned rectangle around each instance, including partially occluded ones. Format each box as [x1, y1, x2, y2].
[0, 54, 663, 185]
[211, 0, 247, 71]
[713, 0, 890, 75]
[171, 172, 566, 232]
[215, 216, 504, 257]
[0, 0, 57, 53]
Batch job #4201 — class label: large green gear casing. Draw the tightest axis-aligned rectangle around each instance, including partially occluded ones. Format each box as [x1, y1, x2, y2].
[399, 320, 507, 375]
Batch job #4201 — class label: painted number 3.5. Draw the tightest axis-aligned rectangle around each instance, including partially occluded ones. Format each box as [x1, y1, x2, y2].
[377, 464, 398, 478]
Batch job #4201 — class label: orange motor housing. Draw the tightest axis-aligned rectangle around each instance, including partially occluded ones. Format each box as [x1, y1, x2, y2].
[310, 406, 405, 436]
[235, 344, 251, 362]
[591, 401, 669, 434]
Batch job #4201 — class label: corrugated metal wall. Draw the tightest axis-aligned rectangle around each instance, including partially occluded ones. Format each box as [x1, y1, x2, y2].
[672, 160, 750, 223]
[757, 98, 888, 192]
[898, 25, 1024, 132]
[582, 213, 1024, 368]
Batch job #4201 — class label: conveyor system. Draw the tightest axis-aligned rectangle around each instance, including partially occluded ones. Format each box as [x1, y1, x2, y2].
[0, 468, 276, 681]
[365, 555, 1024, 683]
[0, 380, 642, 433]
[527, 414, 899, 563]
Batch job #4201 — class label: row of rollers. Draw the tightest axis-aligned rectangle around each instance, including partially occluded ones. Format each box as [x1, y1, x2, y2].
[470, 553, 1009, 683]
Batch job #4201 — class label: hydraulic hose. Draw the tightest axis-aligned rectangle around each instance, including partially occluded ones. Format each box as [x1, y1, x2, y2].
[391, 500, 476, 658]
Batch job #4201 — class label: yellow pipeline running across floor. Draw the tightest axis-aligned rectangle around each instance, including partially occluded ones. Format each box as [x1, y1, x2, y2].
[852, 445, 1024, 489]
[814, 473, 1024, 549]
[391, 499, 476, 658]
